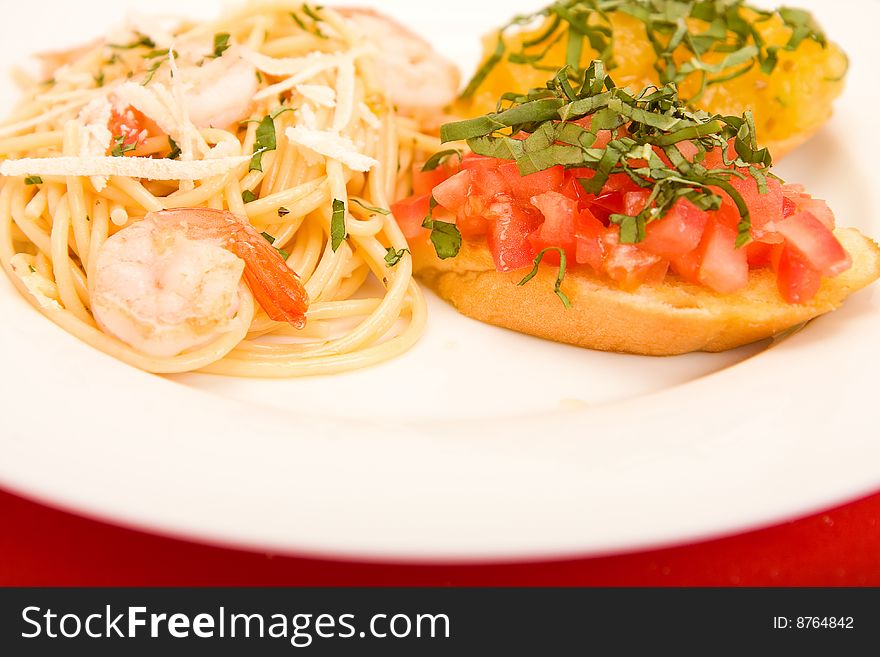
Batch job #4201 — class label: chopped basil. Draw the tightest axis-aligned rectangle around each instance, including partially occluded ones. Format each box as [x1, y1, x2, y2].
[212, 33, 231, 58]
[94, 70, 105, 87]
[262, 231, 289, 260]
[518, 247, 571, 309]
[110, 135, 136, 157]
[24, 175, 43, 185]
[28, 265, 37, 273]
[384, 246, 410, 267]
[108, 32, 156, 50]
[142, 59, 162, 85]
[421, 197, 462, 259]
[331, 198, 346, 251]
[441, 60, 773, 247]
[166, 137, 181, 160]
[291, 5, 329, 39]
[277, 206, 290, 217]
[249, 114, 278, 172]
[241, 190, 257, 203]
[420, 149, 462, 172]
[350, 198, 390, 215]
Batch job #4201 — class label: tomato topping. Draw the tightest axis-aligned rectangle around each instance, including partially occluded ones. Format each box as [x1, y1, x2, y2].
[432, 170, 471, 213]
[528, 191, 578, 261]
[394, 144, 851, 304]
[603, 231, 668, 290]
[413, 159, 460, 197]
[745, 241, 777, 269]
[390, 194, 432, 240]
[485, 196, 542, 272]
[107, 105, 160, 155]
[498, 163, 565, 203]
[574, 210, 606, 273]
[641, 198, 708, 260]
[774, 211, 851, 277]
[776, 244, 822, 304]
[698, 219, 749, 294]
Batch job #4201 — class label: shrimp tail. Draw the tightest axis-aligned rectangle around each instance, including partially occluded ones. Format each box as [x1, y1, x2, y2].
[226, 229, 309, 328]
[151, 208, 310, 328]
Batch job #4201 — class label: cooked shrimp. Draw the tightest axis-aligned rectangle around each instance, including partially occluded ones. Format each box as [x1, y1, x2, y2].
[91, 208, 309, 358]
[180, 55, 258, 129]
[340, 8, 460, 113]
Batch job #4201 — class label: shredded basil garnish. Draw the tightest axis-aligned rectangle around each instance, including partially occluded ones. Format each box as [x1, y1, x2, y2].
[261, 231, 289, 259]
[277, 206, 290, 217]
[421, 149, 463, 172]
[461, 0, 831, 104]
[212, 33, 231, 58]
[110, 134, 136, 157]
[166, 137, 181, 160]
[24, 176, 43, 185]
[518, 247, 572, 308]
[331, 199, 347, 252]
[242, 190, 256, 203]
[351, 198, 391, 215]
[291, 5, 329, 39]
[384, 246, 410, 267]
[421, 196, 463, 259]
[249, 114, 278, 172]
[108, 32, 156, 50]
[442, 60, 774, 247]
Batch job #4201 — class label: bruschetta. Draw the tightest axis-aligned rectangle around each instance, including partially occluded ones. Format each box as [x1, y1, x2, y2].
[393, 62, 880, 355]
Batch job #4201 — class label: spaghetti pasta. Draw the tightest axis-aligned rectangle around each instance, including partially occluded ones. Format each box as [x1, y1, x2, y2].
[0, 2, 457, 377]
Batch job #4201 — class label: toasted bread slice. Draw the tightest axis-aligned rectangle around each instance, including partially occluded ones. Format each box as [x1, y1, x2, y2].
[412, 228, 880, 355]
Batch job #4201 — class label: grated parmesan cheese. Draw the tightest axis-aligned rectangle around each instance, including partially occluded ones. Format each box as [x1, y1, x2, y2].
[0, 154, 251, 180]
[296, 84, 336, 108]
[10, 254, 62, 310]
[285, 127, 377, 172]
[76, 97, 114, 192]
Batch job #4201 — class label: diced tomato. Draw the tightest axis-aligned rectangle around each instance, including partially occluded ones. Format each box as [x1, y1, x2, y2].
[670, 249, 703, 285]
[498, 162, 565, 203]
[745, 241, 778, 269]
[624, 190, 651, 216]
[603, 173, 640, 194]
[776, 244, 822, 304]
[457, 212, 490, 240]
[641, 198, 708, 260]
[461, 154, 501, 172]
[390, 194, 431, 240]
[432, 170, 471, 213]
[603, 230, 668, 290]
[485, 196, 542, 272]
[698, 219, 749, 294]
[730, 176, 783, 237]
[774, 211, 851, 277]
[107, 105, 159, 154]
[588, 191, 626, 223]
[574, 209, 606, 273]
[470, 165, 508, 199]
[390, 133, 846, 307]
[528, 191, 578, 261]
[413, 159, 459, 197]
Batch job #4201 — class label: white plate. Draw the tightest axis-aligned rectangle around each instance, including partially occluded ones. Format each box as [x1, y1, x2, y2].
[1, 0, 878, 562]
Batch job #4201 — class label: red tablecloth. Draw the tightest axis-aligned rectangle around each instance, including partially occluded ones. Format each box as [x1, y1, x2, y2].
[2, 488, 878, 586]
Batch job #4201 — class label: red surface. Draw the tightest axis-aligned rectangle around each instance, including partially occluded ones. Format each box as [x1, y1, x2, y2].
[2, 488, 878, 586]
